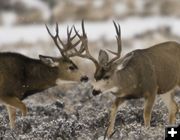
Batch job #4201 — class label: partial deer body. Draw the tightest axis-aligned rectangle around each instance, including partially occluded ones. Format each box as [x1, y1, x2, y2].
[110, 42, 180, 99]
[0, 23, 83, 129]
[73, 21, 180, 138]
[99, 42, 180, 137]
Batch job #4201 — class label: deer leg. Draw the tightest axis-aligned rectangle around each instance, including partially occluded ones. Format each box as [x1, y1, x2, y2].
[107, 98, 125, 138]
[6, 105, 16, 129]
[2, 96, 27, 117]
[143, 93, 156, 127]
[161, 91, 178, 124]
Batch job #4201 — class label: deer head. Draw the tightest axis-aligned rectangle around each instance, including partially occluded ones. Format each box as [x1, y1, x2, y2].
[44, 23, 88, 82]
[73, 21, 122, 94]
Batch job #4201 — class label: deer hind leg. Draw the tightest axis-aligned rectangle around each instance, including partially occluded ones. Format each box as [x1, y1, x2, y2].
[107, 98, 125, 138]
[143, 93, 156, 127]
[6, 105, 16, 129]
[160, 91, 178, 124]
[2, 96, 27, 117]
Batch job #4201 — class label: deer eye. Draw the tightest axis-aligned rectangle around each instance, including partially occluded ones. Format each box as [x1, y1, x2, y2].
[68, 65, 75, 71]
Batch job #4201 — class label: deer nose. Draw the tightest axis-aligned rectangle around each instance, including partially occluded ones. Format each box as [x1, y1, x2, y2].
[80, 75, 89, 82]
[92, 89, 101, 96]
[95, 75, 101, 81]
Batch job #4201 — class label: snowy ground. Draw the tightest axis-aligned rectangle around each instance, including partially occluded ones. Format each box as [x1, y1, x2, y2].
[0, 84, 179, 140]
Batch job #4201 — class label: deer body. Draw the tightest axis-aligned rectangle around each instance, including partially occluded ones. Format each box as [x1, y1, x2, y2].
[112, 41, 180, 98]
[0, 52, 81, 128]
[95, 42, 180, 138]
[93, 41, 180, 138]
[73, 21, 179, 138]
[0, 23, 85, 129]
[0, 52, 58, 100]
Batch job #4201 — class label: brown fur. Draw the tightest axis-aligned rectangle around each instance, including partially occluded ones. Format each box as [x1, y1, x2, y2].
[0, 52, 81, 128]
[93, 41, 180, 137]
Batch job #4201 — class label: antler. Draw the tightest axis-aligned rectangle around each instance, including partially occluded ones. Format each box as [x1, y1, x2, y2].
[73, 20, 99, 67]
[107, 21, 122, 64]
[45, 23, 80, 58]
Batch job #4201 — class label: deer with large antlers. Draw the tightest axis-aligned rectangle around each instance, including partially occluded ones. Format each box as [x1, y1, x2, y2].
[75, 21, 180, 138]
[0, 23, 87, 129]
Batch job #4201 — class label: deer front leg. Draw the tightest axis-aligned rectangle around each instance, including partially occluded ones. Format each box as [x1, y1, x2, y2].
[2, 96, 27, 117]
[143, 94, 156, 127]
[6, 105, 16, 129]
[107, 98, 125, 138]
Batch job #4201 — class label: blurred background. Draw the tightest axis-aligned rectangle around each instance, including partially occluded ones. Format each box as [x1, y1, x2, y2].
[0, 0, 180, 72]
[0, 0, 180, 78]
[0, 1, 180, 139]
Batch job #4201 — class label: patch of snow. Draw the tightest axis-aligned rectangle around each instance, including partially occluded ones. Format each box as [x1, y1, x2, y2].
[98, 136, 108, 140]
[1, 12, 17, 26]
[0, 17, 180, 45]
[0, 25, 49, 45]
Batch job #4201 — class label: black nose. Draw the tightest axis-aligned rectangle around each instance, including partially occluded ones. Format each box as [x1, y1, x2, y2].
[92, 89, 101, 96]
[80, 75, 89, 82]
[95, 75, 101, 81]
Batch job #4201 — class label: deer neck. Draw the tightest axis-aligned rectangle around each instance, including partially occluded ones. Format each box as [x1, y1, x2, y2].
[24, 61, 59, 90]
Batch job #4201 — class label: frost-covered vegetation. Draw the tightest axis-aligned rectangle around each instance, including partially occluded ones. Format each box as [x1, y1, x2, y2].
[0, 85, 179, 140]
[0, 0, 180, 139]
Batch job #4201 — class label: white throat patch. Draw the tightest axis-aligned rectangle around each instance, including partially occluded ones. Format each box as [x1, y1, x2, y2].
[56, 79, 78, 85]
[92, 78, 114, 92]
[102, 87, 119, 94]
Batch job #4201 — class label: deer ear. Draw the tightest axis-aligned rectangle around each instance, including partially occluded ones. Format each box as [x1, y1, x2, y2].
[98, 50, 109, 65]
[39, 55, 59, 67]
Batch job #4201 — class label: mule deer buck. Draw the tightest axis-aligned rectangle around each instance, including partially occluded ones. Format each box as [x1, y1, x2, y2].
[74, 21, 180, 138]
[0, 23, 87, 129]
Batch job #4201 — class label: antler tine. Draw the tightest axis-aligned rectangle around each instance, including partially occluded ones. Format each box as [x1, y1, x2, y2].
[73, 25, 87, 54]
[73, 26, 81, 38]
[82, 20, 86, 36]
[71, 20, 99, 67]
[69, 26, 76, 41]
[55, 22, 59, 36]
[45, 23, 65, 55]
[65, 25, 81, 54]
[45, 24, 53, 38]
[46, 23, 79, 58]
[67, 26, 72, 40]
[55, 23, 66, 48]
[65, 26, 71, 50]
[67, 26, 77, 44]
[107, 21, 122, 64]
[113, 20, 121, 36]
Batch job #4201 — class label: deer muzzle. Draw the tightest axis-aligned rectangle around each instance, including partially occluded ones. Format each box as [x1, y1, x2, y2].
[80, 75, 89, 82]
[92, 89, 102, 96]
